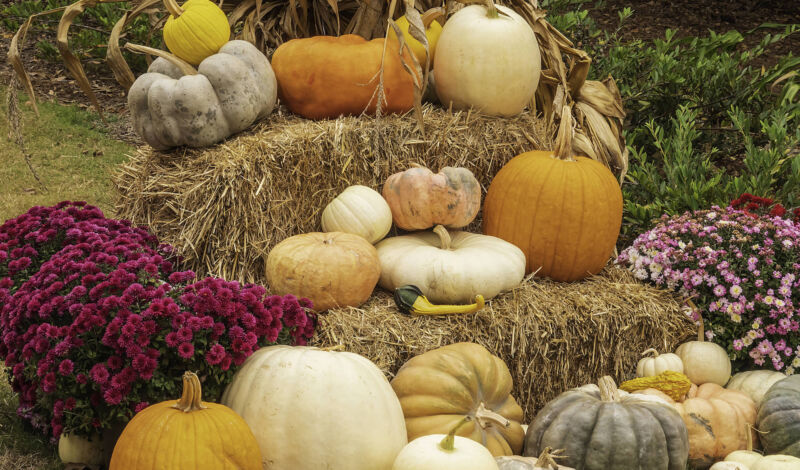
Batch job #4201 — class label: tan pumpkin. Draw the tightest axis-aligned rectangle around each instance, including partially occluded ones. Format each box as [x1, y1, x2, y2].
[710, 463, 750, 470]
[676, 383, 758, 468]
[376, 225, 526, 304]
[222, 346, 407, 470]
[675, 316, 732, 386]
[266, 232, 380, 311]
[382, 165, 481, 231]
[391, 342, 525, 456]
[726, 370, 786, 406]
[321, 185, 393, 244]
[636, 348, 684, 377]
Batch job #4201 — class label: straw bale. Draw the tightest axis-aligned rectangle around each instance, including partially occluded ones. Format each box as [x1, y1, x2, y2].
[312, 266, 696, 421]
[114, 104, 552, 285]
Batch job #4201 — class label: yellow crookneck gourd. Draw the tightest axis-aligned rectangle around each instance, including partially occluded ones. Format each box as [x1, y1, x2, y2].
[162, 0, 231, 65]
[394, 285, 484, 315]
[619, 370, 693, 401]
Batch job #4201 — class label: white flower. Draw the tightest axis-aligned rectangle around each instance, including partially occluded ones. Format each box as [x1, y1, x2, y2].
[678, 241, 686, 249]
[648, 232, 657, 241]
[787, 367, 796, 375]
[707, 212, 717, 220]
[649, 263, 664, 273]
[634, 269, 648, 280]
[793, 357, 800, 368]
[783, 239, 793, 248]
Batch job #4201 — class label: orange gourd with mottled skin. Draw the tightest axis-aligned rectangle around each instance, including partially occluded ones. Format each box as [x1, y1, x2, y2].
[109, 371, 261, 470]
[271, 35, 417, 119]
[383, 165, 481, 231]
[482, 109, 622, 281]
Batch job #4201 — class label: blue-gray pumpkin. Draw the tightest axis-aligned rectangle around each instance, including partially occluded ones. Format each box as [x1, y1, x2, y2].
[524, 376, 689, 470]
[757, 374, 800, 457]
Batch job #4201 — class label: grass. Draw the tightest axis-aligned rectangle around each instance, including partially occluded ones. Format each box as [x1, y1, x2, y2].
[0, 87, 133, 223]
[0, 88, 132, 468]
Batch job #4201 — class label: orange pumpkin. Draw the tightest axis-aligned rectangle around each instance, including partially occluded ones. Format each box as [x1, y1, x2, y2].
[266, 232, 381, 311]
[482, 109, 622, 281]
[382, 165, 481, 231]
[271, 35, 417, 119]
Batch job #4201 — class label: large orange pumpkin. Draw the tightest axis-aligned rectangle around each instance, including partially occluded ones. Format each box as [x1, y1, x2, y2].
[482, 110, 622, 281]
[271, 35, 417, 119]
[266, 232, 381, 311]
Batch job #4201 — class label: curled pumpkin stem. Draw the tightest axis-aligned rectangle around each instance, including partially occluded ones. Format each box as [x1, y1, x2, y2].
[162, 0, 184, 18]
[474, 402, 510, 429]
[439, 416, 472, 451]
[537, 447, 566, 470]
[421, 7, 445, 27]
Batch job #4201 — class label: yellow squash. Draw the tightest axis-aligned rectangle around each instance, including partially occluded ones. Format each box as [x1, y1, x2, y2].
[162, 0, 230, 65]
[619, 370, 693, 401]
[388, 8, 445, 66]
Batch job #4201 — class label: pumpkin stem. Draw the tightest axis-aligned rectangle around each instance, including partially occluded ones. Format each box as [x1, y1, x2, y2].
[433, 225, 452, 250]
[421, 7, 445, 28]
[124, 43, 198, 76]
[598, 376, 621, 402]
[537, 447, 566, 470]
[438, 416, 472, 452]
[641, 348, 660, 358]
[686, 300, 705, 342]
[162, 0, 184, 18]
[172, 371, 207, 413]
[554, 104, 576, 162]
[482, 0, 499, 18]
[474, 402, 510, 429]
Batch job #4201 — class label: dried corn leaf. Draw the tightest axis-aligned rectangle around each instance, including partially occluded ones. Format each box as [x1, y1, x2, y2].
[107, 0, 162, 91]
[7, 6, 69, 116]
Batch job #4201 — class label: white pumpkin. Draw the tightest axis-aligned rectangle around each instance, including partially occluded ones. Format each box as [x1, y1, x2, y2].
[636, 348, 684, 377]
[392, 419, 499, 470]
[221, 345, 407, 470]
[433, 1, 540, 117]
[726, 370, 787, 406]
[724, 454, 800, 470]
[710, 463, 750, 470]
[675, 318, 731, 386]
[58, 433, 104, 466]
[375, 225, 526, 304]
[321, 185, 393, 244]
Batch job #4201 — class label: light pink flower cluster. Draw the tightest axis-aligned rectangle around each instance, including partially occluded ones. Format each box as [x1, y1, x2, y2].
[618, 205, 800, 373]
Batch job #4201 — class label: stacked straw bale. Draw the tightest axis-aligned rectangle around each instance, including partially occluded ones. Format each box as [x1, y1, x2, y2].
[115, 104, 552, 285]
[313, 266, 696, 421]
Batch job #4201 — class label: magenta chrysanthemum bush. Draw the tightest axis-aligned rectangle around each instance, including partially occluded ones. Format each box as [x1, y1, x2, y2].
[0, 203, 316, 439]
[617, 206, 800, 373]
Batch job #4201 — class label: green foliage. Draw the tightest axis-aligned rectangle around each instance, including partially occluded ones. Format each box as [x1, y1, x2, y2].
[1, 0, 160, 74]
[542, 1, 800, 242]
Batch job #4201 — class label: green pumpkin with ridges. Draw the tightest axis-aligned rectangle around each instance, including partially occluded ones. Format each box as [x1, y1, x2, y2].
[757, 374, 800, 457]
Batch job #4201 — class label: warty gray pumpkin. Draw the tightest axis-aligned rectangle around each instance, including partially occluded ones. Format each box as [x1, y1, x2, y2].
[524, 376, 689, 470]
[126, 40, 277, 150]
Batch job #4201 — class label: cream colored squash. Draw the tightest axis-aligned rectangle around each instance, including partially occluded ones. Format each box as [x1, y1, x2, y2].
[751, 455, 800, 469]
[675, 318, 731, 386]
[636, 348, 684, 377]
[726, 370, 786, 406]
[376, 225, 525, 304]
[58, 433, 104, 466]
[222, 345, 407, 470]
[392, 419, 498, 470]
[710, 463, 750, 470]
[433, 0, 540, 117]
[321, 185, 393, 244]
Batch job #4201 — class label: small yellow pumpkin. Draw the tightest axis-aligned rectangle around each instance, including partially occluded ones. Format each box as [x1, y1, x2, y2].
[162, 0, 231, 65]
[387, 8, 445, 66]
[109, 371, 261, 470]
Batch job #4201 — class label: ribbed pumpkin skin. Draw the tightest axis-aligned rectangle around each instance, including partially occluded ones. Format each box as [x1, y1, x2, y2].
[109, 375, 261, 470]
[482, 151, 622, 281]
[272, 35, 416, 119]
[676, 383, 757, 468]
[391, 342, 525, 456]
[163, 0, 231, 65]
[266, 232, 380, 311]
[757, 375, 800, 457]
[222, 346, 408, 470]
[524, 383, 689, 470]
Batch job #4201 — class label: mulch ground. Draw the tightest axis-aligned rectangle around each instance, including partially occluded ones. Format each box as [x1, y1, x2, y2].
[0, 0, 797, 145]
